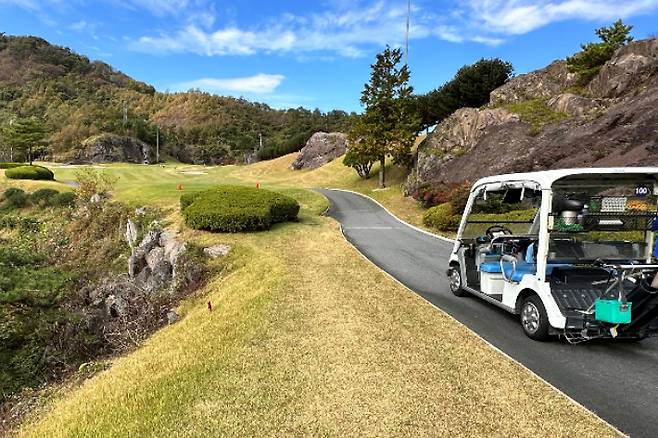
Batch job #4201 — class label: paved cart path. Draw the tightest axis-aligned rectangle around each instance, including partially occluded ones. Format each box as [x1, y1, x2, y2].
[318, 189, 658, 438]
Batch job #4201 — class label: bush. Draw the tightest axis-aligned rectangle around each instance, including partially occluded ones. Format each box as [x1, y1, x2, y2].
[30, 188, 60, 206]
[181, 185, 300, 232]
[2, 187, 29, 208]
[423, 203, 461, 231]
[0, 162, 27, 169]
[5, 165, 55, 181]
[51, 191, 76, 208]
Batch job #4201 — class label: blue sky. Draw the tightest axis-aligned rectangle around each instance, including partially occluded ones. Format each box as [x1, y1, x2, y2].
[1, 0, 657, 112]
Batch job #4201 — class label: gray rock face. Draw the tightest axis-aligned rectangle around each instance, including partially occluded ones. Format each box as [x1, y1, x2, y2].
[407, 108, 519, 190]
[203, 244, 232, 258]
[547, 93, 600, 117]
[73, 133, 154, 164]
[588, 38, 658, 98]
[409, 38, 658, 190]
[166, 310, 179, 325]
[291, 132, 348, 170]
[490, 60, 578, 106]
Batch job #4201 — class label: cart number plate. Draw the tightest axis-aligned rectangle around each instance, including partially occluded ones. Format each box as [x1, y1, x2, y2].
[635, 185, 651, 197]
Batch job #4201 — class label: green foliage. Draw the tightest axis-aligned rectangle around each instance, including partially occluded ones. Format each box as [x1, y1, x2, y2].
[342, 148, 376, 179]
[1, 117, 47, 165]
[0, 162, 26, 169]
[0, 35, 353, 164]
[469, 209, 537, 222]
[422, 203, 460, 231]
[30, 188, 59, 206]
[2, 187, 29, 208]
[181, 185, 300, 232]
[50, 191, 76, 208]
[348, 46, 420, 186]
[413, 58, 513, 129]
[4, 165, 54, 180]
[567, 20, 633, 83]
[502, 99, 569, 135]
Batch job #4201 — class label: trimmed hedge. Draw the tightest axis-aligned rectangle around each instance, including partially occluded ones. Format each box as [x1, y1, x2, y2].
[181, 185, 300, 232]
[0, 162, 27, 169]
[423, 202, 461, 231]
[30, 188, 60, 206]
[3, 187, 29, 208]
[51, 192, 76, 207]
[5, 165, 55, 181]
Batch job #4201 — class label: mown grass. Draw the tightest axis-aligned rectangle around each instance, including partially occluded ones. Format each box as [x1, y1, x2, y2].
[0, 160, 620, 437]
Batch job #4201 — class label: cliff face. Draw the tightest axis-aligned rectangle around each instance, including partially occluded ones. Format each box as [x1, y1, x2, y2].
[408, 38, 658, 190]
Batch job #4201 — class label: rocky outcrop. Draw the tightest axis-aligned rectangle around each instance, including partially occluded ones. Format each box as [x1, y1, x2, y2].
[588, 38, 658, 98]
[409, 38, 658, 190]
[547, 93, 600, 117]
[291, 132, 348, 170]
[490, 60, 578, 105]
[408, 108, 519, 189]
[73, 133, 154, 164]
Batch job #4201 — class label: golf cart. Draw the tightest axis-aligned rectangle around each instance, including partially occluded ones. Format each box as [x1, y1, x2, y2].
[447, 168, 658, 342]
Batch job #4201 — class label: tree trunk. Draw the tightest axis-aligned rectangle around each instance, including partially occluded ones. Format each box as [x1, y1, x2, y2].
[28, 145, 32, 166]
[378, 155, 386, 188]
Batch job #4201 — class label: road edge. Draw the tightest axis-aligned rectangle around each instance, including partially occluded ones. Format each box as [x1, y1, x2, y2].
[318, 188, 627, 438]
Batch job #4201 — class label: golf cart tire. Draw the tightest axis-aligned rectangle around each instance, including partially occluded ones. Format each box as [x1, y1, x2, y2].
[449, 265, 468, 297]
[520, 295, 550, 341]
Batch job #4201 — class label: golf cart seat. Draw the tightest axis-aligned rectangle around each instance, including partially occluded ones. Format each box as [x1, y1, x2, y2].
[479, 243, 570, 282]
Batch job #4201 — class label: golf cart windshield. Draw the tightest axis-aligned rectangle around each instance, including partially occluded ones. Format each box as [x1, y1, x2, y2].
[549, 175, 658, 263]
[461, 185, 541, 241]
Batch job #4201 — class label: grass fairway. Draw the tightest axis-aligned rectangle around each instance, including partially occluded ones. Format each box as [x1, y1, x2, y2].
[1, 160, 620, 437]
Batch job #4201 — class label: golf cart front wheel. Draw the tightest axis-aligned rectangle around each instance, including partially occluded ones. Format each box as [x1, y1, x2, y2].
[520, 295, 550, 341]
[449, 266, 467, 297]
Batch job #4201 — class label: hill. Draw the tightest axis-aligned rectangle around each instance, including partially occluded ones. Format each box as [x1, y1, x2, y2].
[407, 38, 658, 190]
[0, 34, 353, 164]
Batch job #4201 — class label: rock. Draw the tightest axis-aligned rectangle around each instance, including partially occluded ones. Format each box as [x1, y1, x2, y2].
[135, 207, 146, 216]
[105, 294, 128, 318]
[90, 193, 102, 204]
[588, 38, 658, 98]
[291, 132, 348, 170]
[145, 247, 172, 290]
[128, 248, 146, 278]
[139, 228, 161, 254]
[166, 310, 179, 324]
[407, 108, 519, 191]
[547, 93, 600, 117]
[203, 244, 232, 258]
[159, 231, 187, 265]
[72, 133, 154, 164]
[125, 219, 138, 249]
[490, 60, 578, 106]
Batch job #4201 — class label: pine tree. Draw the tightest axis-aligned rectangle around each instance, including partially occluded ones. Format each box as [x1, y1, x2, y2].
[347, 46, 419, 188]
[2, 117, 47, 165]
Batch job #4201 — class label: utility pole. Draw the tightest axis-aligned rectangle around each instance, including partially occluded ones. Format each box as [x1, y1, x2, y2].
[405, 0, 411, 65]
[259, 133, 263, 150]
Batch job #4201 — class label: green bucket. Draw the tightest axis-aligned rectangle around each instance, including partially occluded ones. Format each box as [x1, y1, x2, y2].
[594, 299, 632, 324]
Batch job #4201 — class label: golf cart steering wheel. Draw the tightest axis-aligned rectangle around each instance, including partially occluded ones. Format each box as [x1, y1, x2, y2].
[485, 225, 514, 240]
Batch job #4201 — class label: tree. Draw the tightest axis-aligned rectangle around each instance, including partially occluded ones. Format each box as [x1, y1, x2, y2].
[412, 58, 513, 130]
[2, 117, 47, 165]
[567, 19, 633, 83]
[343, 148, 376, 179]
[348, 46, 419, 188]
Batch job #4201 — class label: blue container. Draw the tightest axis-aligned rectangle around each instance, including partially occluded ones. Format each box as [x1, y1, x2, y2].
[595, 299, 632, 324]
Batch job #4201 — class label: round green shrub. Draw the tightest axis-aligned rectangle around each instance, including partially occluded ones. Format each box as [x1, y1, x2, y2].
[51, 192, 76, 208]
[181, 185, 300, 232]
[5, 165, 55, 181]
[3, 187, 29, 208]
[0, 162, 27, 169]
[423, 203, 461, 231]
[30, 188, 60, 206]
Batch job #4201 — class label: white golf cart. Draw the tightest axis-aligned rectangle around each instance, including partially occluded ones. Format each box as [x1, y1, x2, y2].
[447, 168, 658, 342]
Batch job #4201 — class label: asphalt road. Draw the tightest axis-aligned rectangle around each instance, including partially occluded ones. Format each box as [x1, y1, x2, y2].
[318, 189, 658, 438]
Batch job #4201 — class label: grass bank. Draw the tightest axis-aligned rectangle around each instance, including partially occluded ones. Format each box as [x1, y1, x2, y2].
[0, 161, 619, 437]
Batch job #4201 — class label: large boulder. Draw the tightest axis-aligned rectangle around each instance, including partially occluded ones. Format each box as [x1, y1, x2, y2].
[407, 108, 519, 190]
[490, 60, 578, 106]
[291, 132, 348, 170]
[547, 93, 600, 117]
[73, 133, 154, 164]
[588, 38, 658, 98]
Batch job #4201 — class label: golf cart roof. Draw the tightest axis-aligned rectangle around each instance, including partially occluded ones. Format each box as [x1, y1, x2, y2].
[472, 168, 658, 191]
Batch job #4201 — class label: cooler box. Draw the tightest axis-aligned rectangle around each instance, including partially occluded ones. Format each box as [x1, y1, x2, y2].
[594, 299, 632, 324]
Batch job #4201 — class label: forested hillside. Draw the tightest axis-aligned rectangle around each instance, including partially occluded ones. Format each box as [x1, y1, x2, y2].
[0, 34, 353, 164]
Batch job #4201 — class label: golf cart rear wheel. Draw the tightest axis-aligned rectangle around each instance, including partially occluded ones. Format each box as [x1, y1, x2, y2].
[520, 295, 550, 341]
[449, 266, 467, 297]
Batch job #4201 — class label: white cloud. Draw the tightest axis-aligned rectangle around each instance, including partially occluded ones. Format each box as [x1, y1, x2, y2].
[176, 74, 285, 94]
[464, 0, 658, 35]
